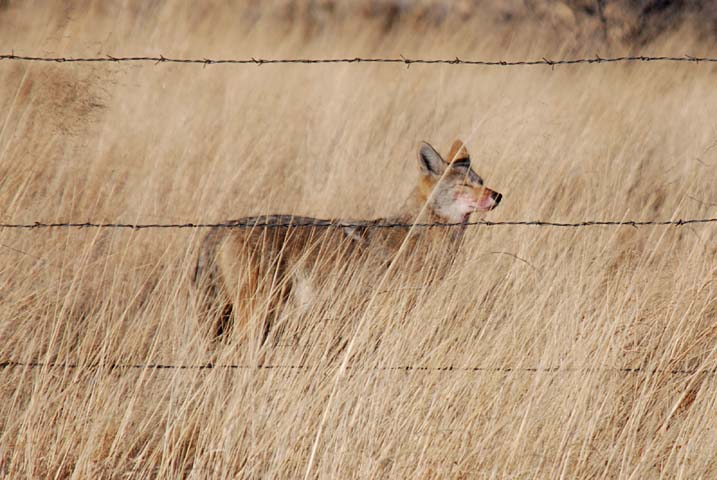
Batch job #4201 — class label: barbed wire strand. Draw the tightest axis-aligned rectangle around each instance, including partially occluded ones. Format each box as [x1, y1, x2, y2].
[1, 217, 717, 230]
[0, 360, 712, 376]
[1, 53, 717, 67]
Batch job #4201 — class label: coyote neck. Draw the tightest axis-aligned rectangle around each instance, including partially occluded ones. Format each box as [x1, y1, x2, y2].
[397, 187, 453, 225]
[389, 187, 468, 241]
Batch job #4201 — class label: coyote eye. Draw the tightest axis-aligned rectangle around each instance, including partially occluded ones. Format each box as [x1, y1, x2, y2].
[469, 172, 484, 186]
[452, 159, 471, 170]
[462, 173, 483, 187]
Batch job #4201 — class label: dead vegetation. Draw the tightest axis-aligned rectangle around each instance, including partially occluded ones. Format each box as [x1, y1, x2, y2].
[1, 1, 717, 478]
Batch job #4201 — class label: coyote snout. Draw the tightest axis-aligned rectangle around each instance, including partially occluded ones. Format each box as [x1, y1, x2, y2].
[479, 189, 503, 212]
[193, 139, 502, 343]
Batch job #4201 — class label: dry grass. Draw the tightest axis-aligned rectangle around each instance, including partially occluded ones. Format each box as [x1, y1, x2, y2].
[2, 1, 717, 478]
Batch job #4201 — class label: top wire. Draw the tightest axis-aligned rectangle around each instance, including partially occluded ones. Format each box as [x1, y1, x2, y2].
[1, 53, 716, 67]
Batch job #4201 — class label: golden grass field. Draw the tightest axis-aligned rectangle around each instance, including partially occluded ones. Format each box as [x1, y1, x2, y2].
[2, 1, 717, 478]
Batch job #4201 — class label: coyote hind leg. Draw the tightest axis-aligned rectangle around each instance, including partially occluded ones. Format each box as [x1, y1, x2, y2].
[191, 263, 231, 342]
[215, 303, 234, 339]
[258, 278, 293, 347]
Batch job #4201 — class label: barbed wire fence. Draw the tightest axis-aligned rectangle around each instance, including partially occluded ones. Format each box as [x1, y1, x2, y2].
[0, 360, 713, 376]
[2, 53, 717, 67]
[2, 217, 717, 230]
[2, 51, 717, 378]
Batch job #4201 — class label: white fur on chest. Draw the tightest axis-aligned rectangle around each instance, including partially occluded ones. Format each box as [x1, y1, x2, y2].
[292, 272, 316, 311]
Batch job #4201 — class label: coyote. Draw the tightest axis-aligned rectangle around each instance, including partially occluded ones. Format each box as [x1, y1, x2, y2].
[193, 139, 502, 342]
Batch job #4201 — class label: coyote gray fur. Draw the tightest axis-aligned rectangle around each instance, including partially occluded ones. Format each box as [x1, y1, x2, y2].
[193, 139, 502, 341]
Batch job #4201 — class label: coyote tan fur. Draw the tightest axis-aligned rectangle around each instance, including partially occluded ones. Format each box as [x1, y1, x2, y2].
[193, 140, 502, 341]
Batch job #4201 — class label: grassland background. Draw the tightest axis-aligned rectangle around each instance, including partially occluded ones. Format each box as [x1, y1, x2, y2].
[1, 1, 717, 478]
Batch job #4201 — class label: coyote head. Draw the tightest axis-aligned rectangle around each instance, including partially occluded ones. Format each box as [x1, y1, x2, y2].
[417, 139, 502, 223]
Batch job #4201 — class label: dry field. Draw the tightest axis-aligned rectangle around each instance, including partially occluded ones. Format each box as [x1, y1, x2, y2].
[2, 1, 717, 478]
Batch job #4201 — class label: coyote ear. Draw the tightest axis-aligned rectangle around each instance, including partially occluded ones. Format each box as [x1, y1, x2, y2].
[418, 142, 446, 177]
[447, 139, 470, 167]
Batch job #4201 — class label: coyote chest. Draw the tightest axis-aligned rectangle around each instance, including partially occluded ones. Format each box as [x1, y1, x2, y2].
[193, 140, 502, 341]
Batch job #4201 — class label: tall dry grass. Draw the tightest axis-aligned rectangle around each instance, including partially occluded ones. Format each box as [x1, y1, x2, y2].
[2, 1, 717, 478]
